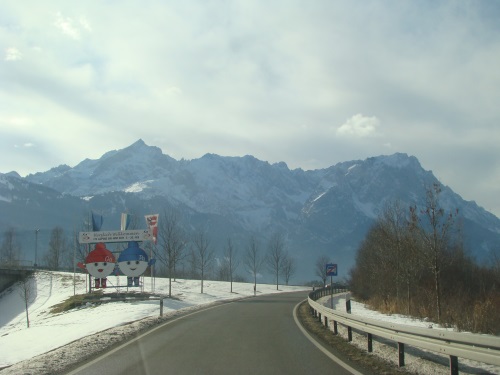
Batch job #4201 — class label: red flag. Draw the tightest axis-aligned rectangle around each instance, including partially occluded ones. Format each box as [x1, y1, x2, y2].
[145, 214, 159, 244]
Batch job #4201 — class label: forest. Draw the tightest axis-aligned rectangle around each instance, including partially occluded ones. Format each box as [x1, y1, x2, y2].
[349, 184, 500, 335]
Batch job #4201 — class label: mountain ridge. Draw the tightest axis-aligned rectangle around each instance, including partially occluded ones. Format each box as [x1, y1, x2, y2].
[2, 140, 499, 281]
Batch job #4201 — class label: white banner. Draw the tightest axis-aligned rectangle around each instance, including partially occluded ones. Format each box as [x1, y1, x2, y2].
[79, 229, 153, 244]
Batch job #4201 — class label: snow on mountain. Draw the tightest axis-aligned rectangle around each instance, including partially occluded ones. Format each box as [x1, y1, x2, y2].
[26, 139, 176, 196]
[0, 174, 15, 203]
[3, 141, 500, 281]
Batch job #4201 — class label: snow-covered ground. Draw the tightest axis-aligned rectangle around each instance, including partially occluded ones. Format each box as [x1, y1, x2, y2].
[1, 272, 498, 375]
[319, 294, 500, 375]
[0, 271, 308, 374]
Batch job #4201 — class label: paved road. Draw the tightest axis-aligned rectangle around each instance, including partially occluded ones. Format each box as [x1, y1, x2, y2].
[66, 291, 359, 375]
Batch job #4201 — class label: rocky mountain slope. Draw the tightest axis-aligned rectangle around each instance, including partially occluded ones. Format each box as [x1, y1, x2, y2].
[1, 139, 499, 282]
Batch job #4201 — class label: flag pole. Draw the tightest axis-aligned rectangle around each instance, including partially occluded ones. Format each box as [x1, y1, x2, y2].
[73, 225, 76, 296]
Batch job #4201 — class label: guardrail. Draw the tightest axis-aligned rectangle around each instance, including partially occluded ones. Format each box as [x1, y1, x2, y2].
[308, 287, 500, 375]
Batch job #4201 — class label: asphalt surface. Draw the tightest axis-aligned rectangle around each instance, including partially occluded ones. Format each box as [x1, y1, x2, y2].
[66, 291, 357, 375]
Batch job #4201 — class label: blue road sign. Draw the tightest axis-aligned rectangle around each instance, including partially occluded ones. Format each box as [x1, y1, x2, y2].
[326, 263, 337, 276]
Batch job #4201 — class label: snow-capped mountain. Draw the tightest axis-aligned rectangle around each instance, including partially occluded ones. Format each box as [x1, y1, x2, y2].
[2, 140, 500, 281]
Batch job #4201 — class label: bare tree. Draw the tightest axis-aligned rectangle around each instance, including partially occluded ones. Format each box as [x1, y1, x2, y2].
[158, 209, 187, 297]
[315, 255, 330, 287]
[378, 200, 419, 314]
[1, 227, 22, 267]
[18, 272, 35, 328]
[266, 232, 287, 290]
[244, 235, 263, 293]
[491, 248, 500, 284]
[72, 226, 89, 266]
[192, 231, 214, 293]
[44, 227, 69, 270]
[410, 183, 458, 322]
[281, 252, 296, 285]
[223, 238, 239, 292]
[216, 257, 230, 281]
[187, 245, 198, 279]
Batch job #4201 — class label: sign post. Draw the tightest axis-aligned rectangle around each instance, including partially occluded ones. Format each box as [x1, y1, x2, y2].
[326, 263, 338, 309]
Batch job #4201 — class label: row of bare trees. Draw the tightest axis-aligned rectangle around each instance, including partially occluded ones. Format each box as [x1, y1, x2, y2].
[349, 184, 500, 334]
[0, 227, 23, 267]
[1, 208, 298, 293]
[154, 209, 297, 295]
[0, 226, 76, 270]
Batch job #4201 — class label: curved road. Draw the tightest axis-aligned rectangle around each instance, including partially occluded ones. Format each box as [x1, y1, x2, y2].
[66, 291, 361, 375]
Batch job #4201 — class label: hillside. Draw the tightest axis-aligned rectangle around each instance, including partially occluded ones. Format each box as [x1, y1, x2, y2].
[1, 140, 499, 282]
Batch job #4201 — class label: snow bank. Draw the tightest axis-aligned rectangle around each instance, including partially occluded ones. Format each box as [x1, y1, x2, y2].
[320, 294, 500, 375]
[0, 271, 308, 373]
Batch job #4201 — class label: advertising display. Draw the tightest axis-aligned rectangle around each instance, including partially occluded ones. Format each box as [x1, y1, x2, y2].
[118, 241, 156, 287]
[77, 243, 116, 288]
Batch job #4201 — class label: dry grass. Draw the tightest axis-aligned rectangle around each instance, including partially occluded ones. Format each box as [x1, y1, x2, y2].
[296, 301, 411, 375]
[49, 291, 104, 314]
[472, 293, 500, 335]
[361, 293, 500, 336]
[48, 291, 164, 314]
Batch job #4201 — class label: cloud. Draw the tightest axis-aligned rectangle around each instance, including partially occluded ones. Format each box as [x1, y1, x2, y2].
[14, 143, 35, 149]
[79, 16, 92, 32]
[337, 114, 381, 137]
[13, 143, 34, 148]
[1, 1, 500, 216]
[53, 12, 88, 40]
[5, 47, 22, 61]
[0, 116, 32, 126]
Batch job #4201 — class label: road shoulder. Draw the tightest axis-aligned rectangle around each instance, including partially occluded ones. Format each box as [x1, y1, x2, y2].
[294, 300, 412, 375]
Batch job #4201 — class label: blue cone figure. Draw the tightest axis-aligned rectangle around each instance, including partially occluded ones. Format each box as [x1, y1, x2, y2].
[118, 241, 156, 287]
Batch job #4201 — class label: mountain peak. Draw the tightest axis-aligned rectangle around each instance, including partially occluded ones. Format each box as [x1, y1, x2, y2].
[368, 153, 421, 169]
[130, 139, 147, 148]
[5, 145, 500, 282]
[3, 171, 22, 179]
[122, 139, 163, 156]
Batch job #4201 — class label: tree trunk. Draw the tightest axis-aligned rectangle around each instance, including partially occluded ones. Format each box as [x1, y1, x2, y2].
[25, 298, 30, 328]
[276, 265, 279, 290]
[201, 269, 204, 294]
[435, 266, 441, 323]
[168, 260, 173, 298]
[406, 279, 411, 315]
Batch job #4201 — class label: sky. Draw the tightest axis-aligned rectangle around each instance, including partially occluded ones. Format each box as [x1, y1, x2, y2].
[1, 271, 497, 374]
[1, 1, 500, 216]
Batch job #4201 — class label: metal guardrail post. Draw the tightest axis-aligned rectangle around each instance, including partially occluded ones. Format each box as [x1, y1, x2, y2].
[346, 293, 352, 341]
[307, 287, 500, 372]
[450, 356, 458, 375]
[160, 298, 163, 317]
[398, 342, 405, 367]
[346, 297, 351, 314]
